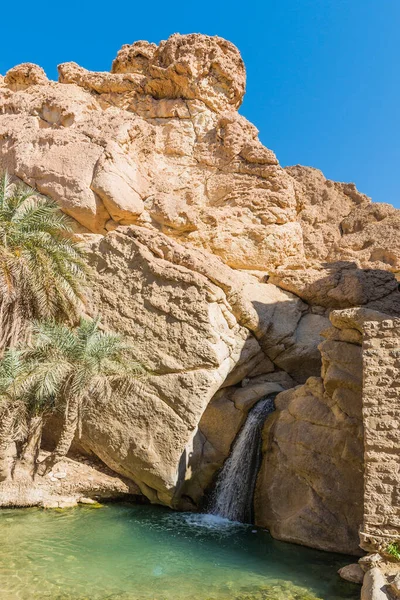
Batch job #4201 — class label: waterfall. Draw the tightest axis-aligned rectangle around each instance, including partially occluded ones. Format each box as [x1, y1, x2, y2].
[207, 395, 275, 523]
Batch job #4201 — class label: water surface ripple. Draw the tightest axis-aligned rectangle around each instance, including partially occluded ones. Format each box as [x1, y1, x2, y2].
[0, 504, 360, 600]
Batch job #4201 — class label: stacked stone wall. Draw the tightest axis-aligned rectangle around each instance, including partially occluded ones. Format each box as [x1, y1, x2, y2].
[361, 319, 400, 551]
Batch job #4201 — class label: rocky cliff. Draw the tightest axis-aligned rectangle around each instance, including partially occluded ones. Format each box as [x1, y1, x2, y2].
[1, 33, 399, 554]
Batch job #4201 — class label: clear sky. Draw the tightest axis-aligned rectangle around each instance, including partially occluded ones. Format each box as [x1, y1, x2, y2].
[1, 0, 399, 207]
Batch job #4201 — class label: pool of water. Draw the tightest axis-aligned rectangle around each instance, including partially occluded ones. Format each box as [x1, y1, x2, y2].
[0, 504, 360, 600]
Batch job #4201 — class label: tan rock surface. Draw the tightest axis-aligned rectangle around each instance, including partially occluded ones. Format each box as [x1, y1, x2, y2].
[0, 34, 303, 271]
[111, 34, 246, 113]
[0, 452, 139, 508]
[107, 226, 324, 384]
[74, 226, 323, 505]
[270, 263, 400, 313]
[361, 567, 390, 600]
[1, 33, 400, 555]
[360, 317, 400, 553]
[288, 165, 400, 273]
[255, 312, 364, 554]
[80, 227, 249, 504]
[2, 37, 400, 277]
[4, 63, 48, 89]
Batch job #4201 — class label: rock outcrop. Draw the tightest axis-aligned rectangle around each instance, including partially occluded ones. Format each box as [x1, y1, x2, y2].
[288, 165, 400, 273]
[1, 33, 400, 555]
[0, 451, 140, 508]
[360, 317, 400, 553]
[255, 310, 365, 554]
[79, 225, 324, 505]
[0, 34, 302, 271]
[1, 35, 399, 279]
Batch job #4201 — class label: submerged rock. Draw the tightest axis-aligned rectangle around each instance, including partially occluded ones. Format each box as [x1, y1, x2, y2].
[338, 564, 365, 584]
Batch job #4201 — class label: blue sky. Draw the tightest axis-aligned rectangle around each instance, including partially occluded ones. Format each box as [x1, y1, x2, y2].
[1, 0, 399, 207]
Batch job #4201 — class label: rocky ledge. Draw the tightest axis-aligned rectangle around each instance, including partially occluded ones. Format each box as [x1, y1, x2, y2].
[0, 451, 141, 508]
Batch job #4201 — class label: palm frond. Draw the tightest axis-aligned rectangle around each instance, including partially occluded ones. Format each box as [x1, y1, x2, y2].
[0, 172, 89, 352]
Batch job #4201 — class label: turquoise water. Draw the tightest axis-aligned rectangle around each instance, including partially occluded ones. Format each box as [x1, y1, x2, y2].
[0, 504, 360, 600]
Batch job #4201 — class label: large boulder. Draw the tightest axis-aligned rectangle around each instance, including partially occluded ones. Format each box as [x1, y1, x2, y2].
[255, 311, 365, 554]
[76, 226, 322, 505]
[80, 227, 248, 504]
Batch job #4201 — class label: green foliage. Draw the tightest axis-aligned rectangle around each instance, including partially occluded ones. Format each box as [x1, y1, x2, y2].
[0, 172, 88, 349]
[25, 317, 146, 462]
[0, 315, 145, 467]
[0, 349, 28, 439]
[0, 346, 55, 426]
[25, 316, 146, 405]
[0, 348, 25, 397]
[386, 542, 400, 561]
[0, 173, 144, 471]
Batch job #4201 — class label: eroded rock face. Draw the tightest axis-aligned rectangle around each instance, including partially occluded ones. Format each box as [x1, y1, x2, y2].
[81, 227, 248, 504]
[79, 226, 322, 505]
[270, 262, 400, 313]
[255, 311, 365, 554]
[289, 165, 400, 273]
[111, 34, 246, 113]
[2, 35, 400, 277]
[0, 33, 302, 270]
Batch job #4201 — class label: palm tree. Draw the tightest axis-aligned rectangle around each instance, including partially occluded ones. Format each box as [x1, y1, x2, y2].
[13, 366, 57, 480]
[0, 172, 88, 351]
[0, 349, 27, 481]
[25, 318, 145, 474]
[0, 348, 57, 481]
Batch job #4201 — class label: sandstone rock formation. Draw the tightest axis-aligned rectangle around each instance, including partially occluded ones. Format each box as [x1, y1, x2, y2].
[255, 310, 365, 554]
[0, 35, 302, 271]
[79, 225, 324, 505]
[0, 451, 140, 508]
[1, 33, 400, 555]
[288, 165, 400, 273]
[1, 37, 399, 279]
[360, 317, 400, 554]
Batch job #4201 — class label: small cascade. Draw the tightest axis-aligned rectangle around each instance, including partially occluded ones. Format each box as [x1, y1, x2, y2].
[207, 395, 275, 523]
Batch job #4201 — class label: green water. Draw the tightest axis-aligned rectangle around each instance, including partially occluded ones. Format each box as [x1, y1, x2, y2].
[0, 504, 360, 600]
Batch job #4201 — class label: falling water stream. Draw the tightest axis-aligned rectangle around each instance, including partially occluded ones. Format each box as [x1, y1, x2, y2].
[208, 395, 276, 522]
